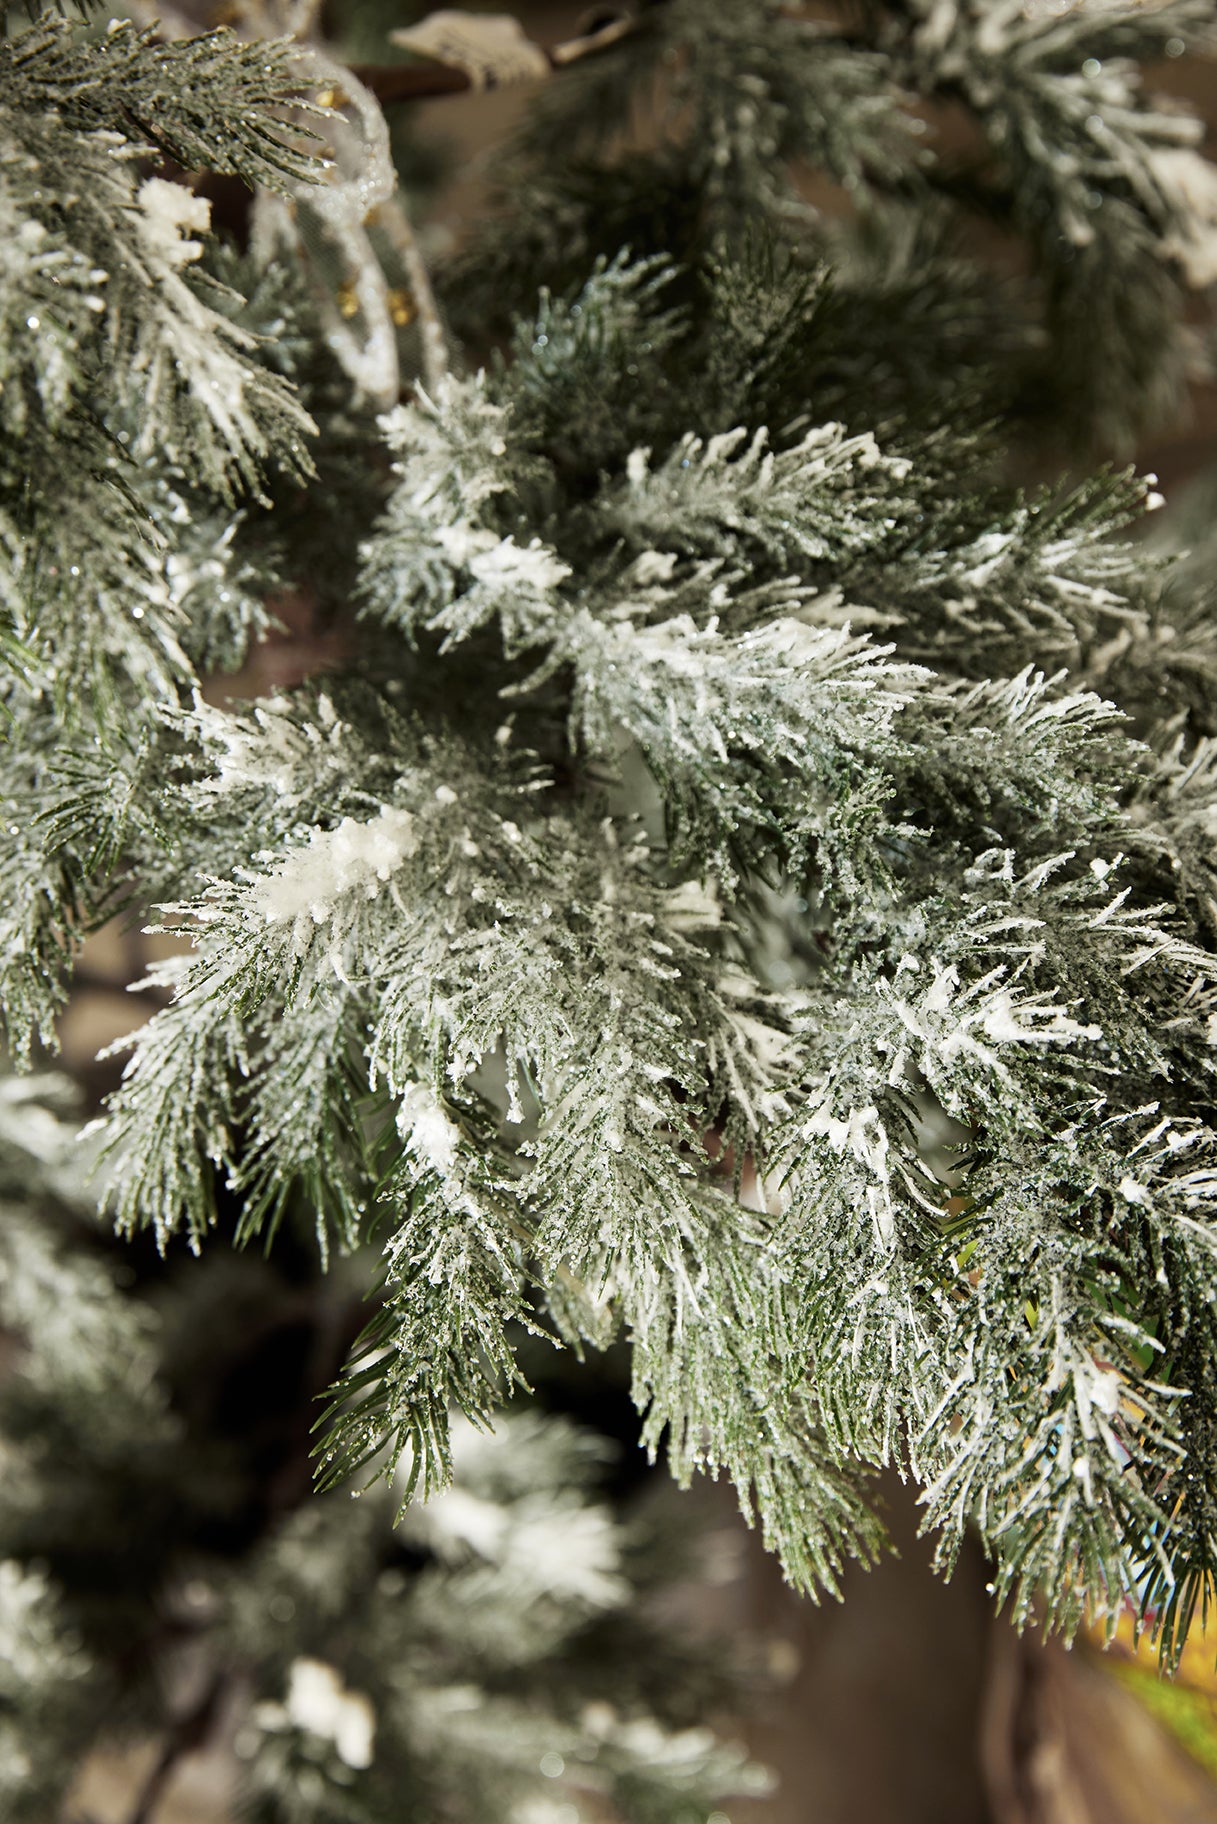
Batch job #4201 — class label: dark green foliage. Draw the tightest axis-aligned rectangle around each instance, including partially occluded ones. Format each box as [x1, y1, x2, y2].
[3, 17, 319, 184]
[0, 1077, 765, 1822]
[446, 0, 1217, 452]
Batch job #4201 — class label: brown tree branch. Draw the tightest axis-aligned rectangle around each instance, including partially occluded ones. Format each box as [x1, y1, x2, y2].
[349, 9, 648, 105]
[122, 1673, 227, 1824]
[349, 59, 473, 102]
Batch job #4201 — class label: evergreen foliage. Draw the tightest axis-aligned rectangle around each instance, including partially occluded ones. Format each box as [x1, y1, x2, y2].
[0, 1072, 763, 1821]
[453, 0, 1217, 447]
[3, 0, 1217, 1690]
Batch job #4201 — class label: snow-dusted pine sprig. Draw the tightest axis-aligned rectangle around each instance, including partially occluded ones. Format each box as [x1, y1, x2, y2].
[6, 3, 1217, 1670]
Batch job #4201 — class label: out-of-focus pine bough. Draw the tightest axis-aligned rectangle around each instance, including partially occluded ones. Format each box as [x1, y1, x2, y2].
[0, 1073, 765, 1823]
[442, 0, 1217, 451]
[1, 0, 1217, 1687]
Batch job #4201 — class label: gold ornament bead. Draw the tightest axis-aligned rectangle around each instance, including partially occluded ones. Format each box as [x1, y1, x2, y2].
[388, 288, 417, 328]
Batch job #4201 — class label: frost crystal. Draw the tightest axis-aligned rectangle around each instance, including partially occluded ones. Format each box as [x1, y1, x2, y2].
[398, 1082, 462, 1177]
[135, 177, 211, 273]
[1149, 147, 1217, 287]
[249, 808, 418, 934]
[436, 523, 571, 593]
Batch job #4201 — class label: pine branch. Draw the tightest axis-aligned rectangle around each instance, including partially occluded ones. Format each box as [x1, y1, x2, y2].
[7, 0, 1217, 1668]
[4, 18, 321, 188]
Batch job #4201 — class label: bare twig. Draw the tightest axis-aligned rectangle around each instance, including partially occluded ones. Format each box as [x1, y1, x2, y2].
[350, 9, 651, 105]
[122, 1673, 227, 1824]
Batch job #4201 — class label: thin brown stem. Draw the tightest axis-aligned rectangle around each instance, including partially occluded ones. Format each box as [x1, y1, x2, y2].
[122, 1673, 226, 1824]
[349, 60, 475, 102]
[349, 8, 654, 106]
